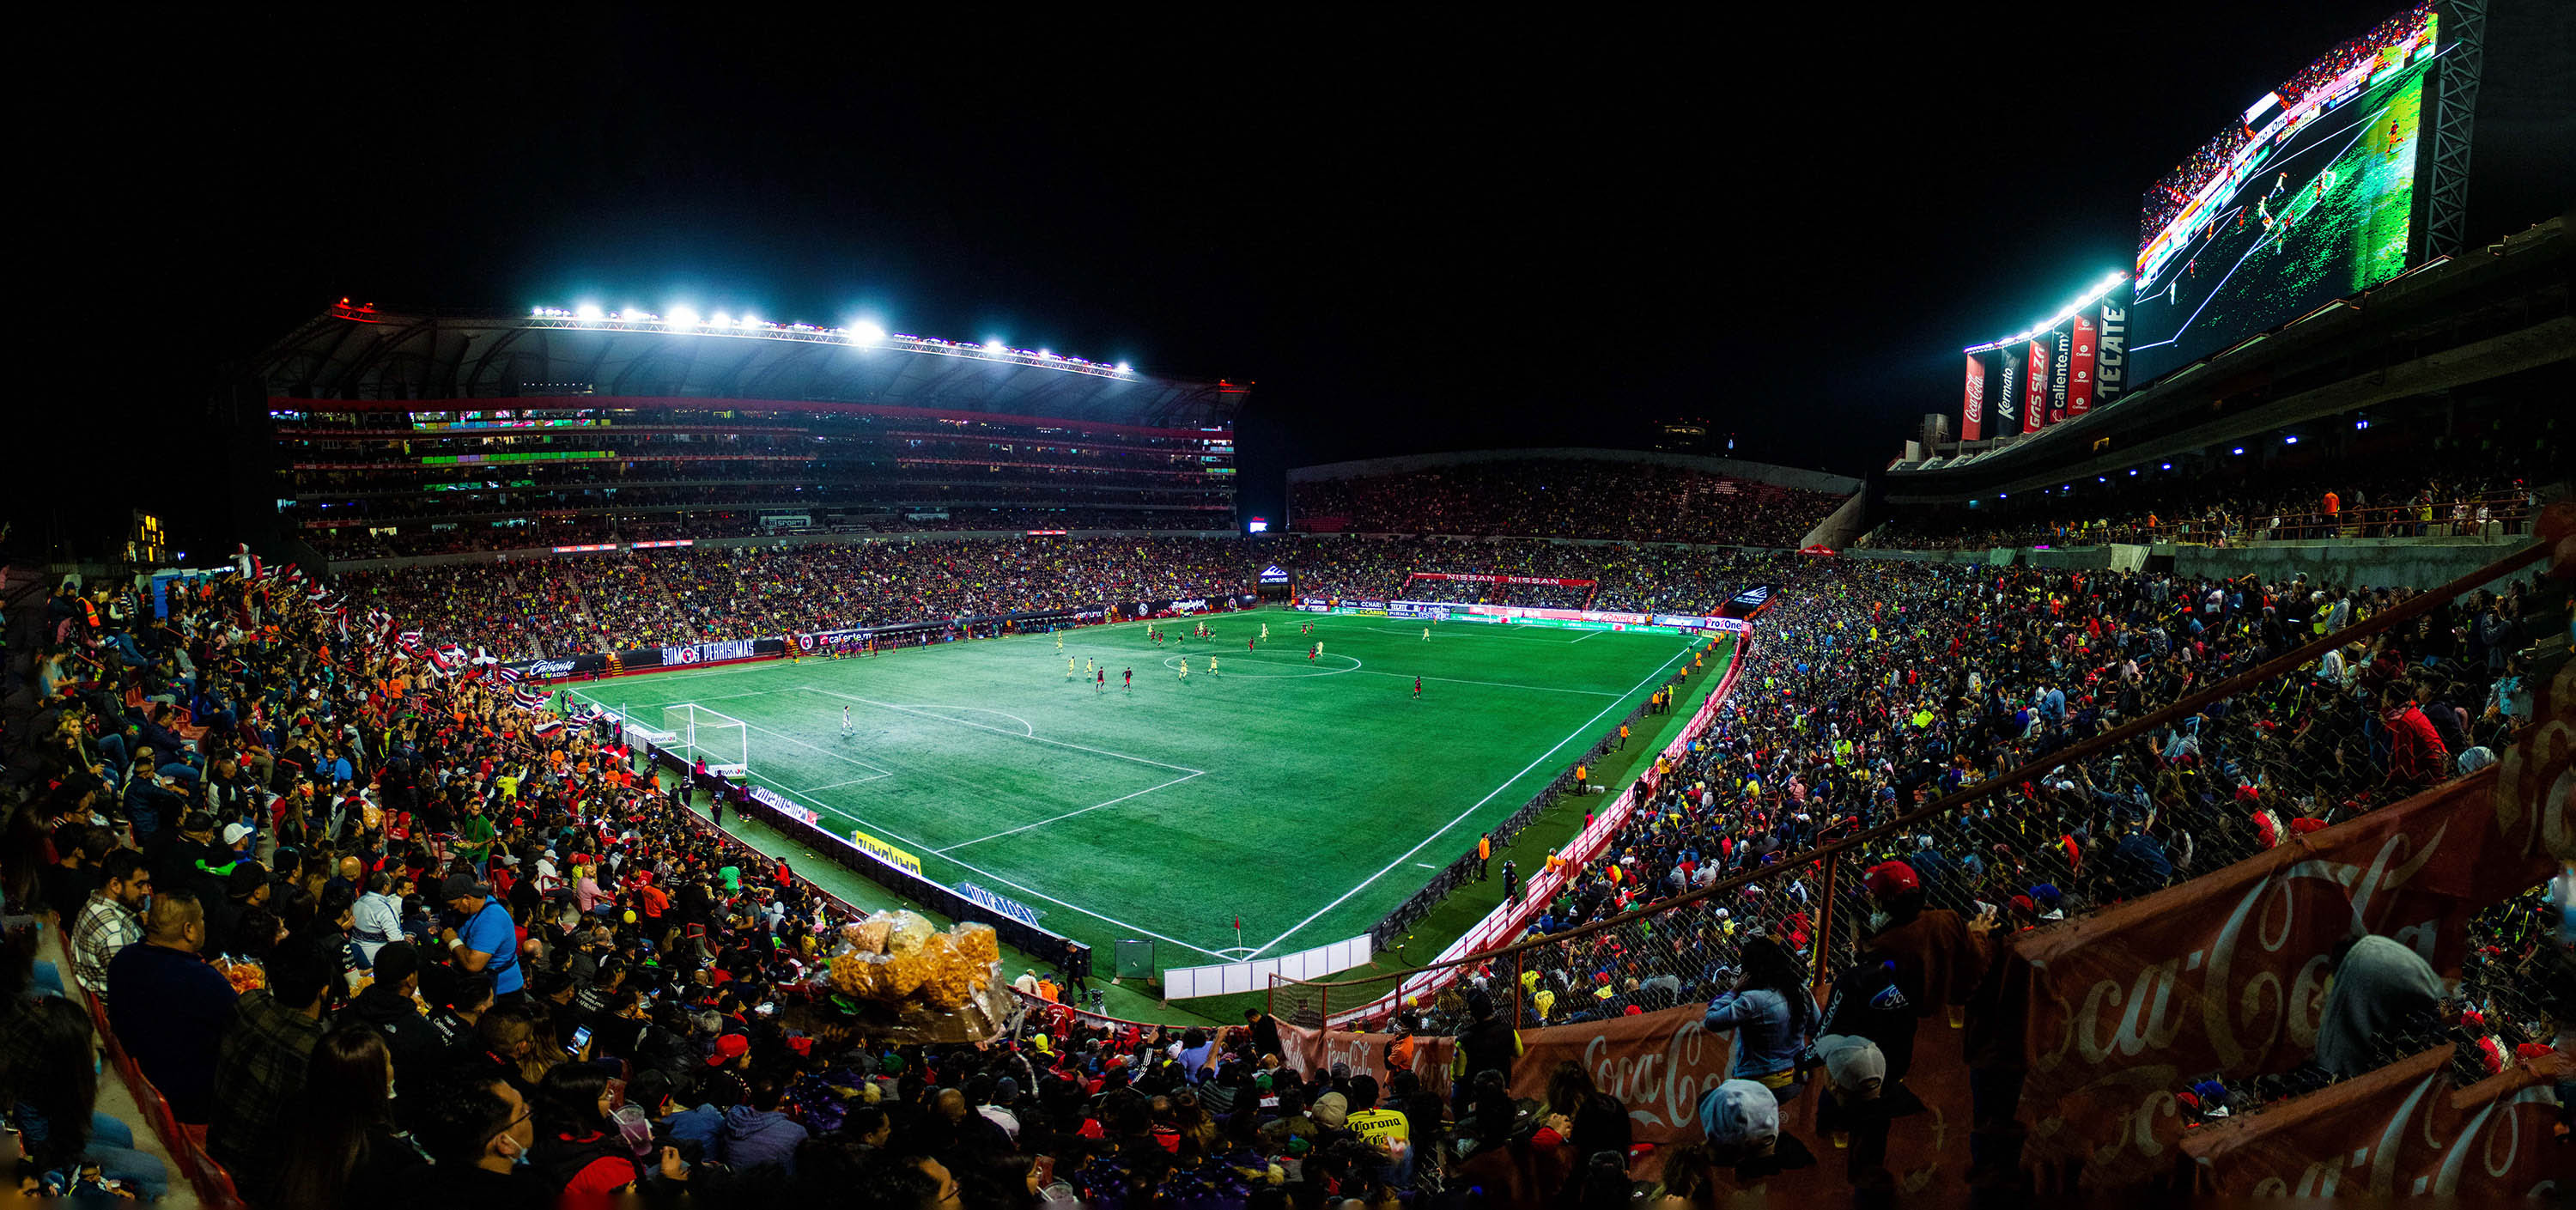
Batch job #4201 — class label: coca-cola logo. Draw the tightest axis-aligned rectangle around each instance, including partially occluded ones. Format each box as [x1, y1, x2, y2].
[1581, 1018, 1728, 1130]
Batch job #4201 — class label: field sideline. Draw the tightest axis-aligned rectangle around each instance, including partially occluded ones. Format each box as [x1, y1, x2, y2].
[568, 609, 1728, 975]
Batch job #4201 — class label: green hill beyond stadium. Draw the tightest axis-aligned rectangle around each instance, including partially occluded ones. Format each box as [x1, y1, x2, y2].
[567, 610, 1726, 989]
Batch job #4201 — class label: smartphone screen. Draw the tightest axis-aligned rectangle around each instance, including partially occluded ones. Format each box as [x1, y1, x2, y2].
[570, 1025, 593, 1055]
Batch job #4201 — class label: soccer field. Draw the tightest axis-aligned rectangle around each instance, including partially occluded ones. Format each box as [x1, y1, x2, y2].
[565, 610, 1725, 971]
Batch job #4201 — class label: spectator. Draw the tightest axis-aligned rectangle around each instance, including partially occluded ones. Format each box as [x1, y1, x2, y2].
[106, 889, 238, 1127]
[69, 848, 150, 1001]
[209, 946, 340, 1199]
[403, 1074, 547, 1210]
[273, 1025, 427, 1206]
[4, 996, 171, 1199]
[1701, 936, 1819, 1104]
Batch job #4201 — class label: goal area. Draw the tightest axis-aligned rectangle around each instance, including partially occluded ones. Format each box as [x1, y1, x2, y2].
[660, 702, 750, 778]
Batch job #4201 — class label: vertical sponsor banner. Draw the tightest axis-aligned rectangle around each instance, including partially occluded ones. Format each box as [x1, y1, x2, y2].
[2093, 297, 2129, 406]
[2021, 337, 2049, 434]
[2066, 311, 2100, 417]
[2048, 323, 2073, 424]
[1993, 345, 2022, 435]
[1961, 352, 1986, 441]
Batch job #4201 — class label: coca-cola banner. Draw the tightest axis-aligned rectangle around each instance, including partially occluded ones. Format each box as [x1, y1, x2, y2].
[2022, 337, 2050, 435]
[2066, 313, 2100, 417]
[1509, 1003, 1973, 1193]
[1276, 1023, 1455, 1098]
[2177, 1045, 2573, 1198]
[1962, 352, 1987, 441]
[2014, 768, 2555, 1189]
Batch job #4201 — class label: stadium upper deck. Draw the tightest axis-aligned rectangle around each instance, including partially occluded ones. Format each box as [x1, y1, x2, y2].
[255, 301, 1249, 556]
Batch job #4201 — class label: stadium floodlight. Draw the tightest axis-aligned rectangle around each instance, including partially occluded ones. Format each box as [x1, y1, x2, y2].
[574, 303, 605, 322]
[667, 306, 702, 328]
[1115, 362, 1131, 374]
[710, 312, 732, 328]
[984, 337, 1007, 355]
[846, 320, 887, 344]
[1962, 270, 2131, 354]
[739, 314, 761, 329]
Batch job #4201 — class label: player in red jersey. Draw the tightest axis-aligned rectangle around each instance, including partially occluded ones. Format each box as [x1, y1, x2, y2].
[1413, 676, 1423, 701]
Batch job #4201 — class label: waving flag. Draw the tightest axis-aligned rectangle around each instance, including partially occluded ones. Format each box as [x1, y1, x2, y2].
[493, 665, 526, 686]
[513, 685, 548, 711]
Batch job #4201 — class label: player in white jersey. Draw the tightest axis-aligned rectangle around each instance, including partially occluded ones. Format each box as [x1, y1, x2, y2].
[1260, 623, 1269, 641]
[841, 705, 854, 736]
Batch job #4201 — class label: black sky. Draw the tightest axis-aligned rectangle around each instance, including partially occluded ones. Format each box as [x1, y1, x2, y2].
[26, 4, 2569, 553]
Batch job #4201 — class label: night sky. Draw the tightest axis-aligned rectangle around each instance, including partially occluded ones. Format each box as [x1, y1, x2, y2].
[24, 4, 2569, 555]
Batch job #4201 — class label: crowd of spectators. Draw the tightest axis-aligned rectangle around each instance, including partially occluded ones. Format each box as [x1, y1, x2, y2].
[1, 561, 1725, 1207]
[1394, 550, 2562, 1174]
[337, 538, 1253, 660]
[308, 509, 1234, 561]
[1290, 460, 1844, 547]
[3, 489, 2560, 1203]
[1866, 450, 2555, 551]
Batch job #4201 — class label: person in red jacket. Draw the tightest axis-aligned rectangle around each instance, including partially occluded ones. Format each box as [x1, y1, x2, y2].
[2380, 687, 2449, 787]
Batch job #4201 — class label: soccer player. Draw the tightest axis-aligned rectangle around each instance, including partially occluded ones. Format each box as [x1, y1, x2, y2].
[1066, 657, 1077, 680]
[1096, 668, 1106, 693]
[1413, 675, 1422, 701]
[1247, 636, 1255, 654]
[1178, 656, 1189, 682]
[1422, 627, 1431, 641]
[841, 706, 854, 737]
[1123, 667, 1133, 690]
[1055, 631, 1064, 654]
[1308, 644, 1318, 662]
[1086, 658, 1096, 678]
[1260, 623, 1269, 641]
[1210, 657, 1221, 678]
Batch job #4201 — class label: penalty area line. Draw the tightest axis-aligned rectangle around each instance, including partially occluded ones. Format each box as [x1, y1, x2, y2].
[1245, 641, 1692, 959]
[756, 781, 1235, 962]
[933, 769, 1206, 854]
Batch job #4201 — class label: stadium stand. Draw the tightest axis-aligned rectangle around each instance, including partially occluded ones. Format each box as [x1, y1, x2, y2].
[258, 302, 1248, 559]
[1288, 450, 1852, 547]
[7, 499, 2562, 1203]
[1862, 405, 2562, 551]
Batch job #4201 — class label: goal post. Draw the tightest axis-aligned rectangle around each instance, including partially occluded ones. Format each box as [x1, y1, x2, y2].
[662, 702, 750, 777]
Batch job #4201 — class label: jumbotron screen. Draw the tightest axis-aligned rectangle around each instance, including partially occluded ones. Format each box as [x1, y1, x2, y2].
[2131, 3, 2441, 386]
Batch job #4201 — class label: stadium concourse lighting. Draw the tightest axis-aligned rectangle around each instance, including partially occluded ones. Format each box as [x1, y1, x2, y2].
[2285, 435, 2300, 444]
[1962, 270, 2130, 354]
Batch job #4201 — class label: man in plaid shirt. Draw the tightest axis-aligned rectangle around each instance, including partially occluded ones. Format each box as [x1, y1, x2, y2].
[208, 948, 336, 1201]
[70, 850, 151, 1001]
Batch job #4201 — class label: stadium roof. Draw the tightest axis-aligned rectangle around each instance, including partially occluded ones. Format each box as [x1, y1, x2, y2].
[254, 301, 1249, 429]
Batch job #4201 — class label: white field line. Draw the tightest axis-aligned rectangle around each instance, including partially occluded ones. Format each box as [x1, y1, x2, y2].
[1245, 641, 1692, 958]
[934, 769, 1206, 854]
[1159, 652, 1625, 696]
[796, 688, 1204, 775]
[753, 780, 1233, 962]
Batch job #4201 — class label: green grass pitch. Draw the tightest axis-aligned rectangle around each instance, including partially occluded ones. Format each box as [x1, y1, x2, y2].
[565, 610, 1716, 972]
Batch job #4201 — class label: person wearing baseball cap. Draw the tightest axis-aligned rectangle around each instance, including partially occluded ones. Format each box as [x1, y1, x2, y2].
[1860, 857, 2018, 1183]
[440, 872, 525, 1001]
[1698, 1078, 1814, 1179]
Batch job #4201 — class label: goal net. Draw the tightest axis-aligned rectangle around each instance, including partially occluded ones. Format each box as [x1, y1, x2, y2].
[662, 702, 750, 778]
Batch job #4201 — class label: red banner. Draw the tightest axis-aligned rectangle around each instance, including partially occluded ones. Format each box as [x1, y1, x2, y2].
[1276, 1022, 1455, 1098]
[2022, 337, 2049, 434]
[1962, 353, 1986, 441]
[2014, 768, 2557, 1189]
[2066, 313, 2099, 417]
[2178, 1045, 2573, 1198]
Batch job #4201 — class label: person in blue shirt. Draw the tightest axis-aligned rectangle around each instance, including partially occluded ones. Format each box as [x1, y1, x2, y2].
[106, 891, 239, 1125]
[1701, 937, 1817, 1104]
[440, 873, 525, 1000]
